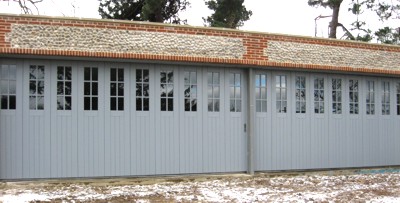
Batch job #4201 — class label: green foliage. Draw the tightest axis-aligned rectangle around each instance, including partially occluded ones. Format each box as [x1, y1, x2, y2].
[203, 0, 252, 29]
[375, 27, 400, 44]
[98, 0, 189, 24]
[308, 0, 343, 9]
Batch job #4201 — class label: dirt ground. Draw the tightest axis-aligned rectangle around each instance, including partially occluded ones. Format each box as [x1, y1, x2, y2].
[1, 169, 400, 202]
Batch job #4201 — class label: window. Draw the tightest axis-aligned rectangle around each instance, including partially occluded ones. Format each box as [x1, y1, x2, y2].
[276, 75, 287, 113]
[184, 71, 197, 112]
[229, 73, 241, 112]
[366, 81, 375, 115]
[397, 82, 400, 115]
[255, 74, 267, 112]
[382, 81, 390, 115]
[136, 69, 149, 111]
[0, 65, 17, 109]
[160, 70, 173, 111]
[56, 66, 72, 110]
[332, 78, 342, 114]
[84, 67, 98, 111]
[110, 68, 124, 111]
[295, 76, 306, 113]
[314, 78, 324, 114]
[29, 65, 45, 110]
[207, 72, 220, 112]
[1, 65, 16, 110]
[349, 79, 359, 114]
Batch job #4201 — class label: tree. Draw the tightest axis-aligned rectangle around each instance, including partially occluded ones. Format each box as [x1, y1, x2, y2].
[203, 0, 252, 29]
[309, 0, 400, 44]
[16, 0, 43, 14]
[98, 0, 189, 24]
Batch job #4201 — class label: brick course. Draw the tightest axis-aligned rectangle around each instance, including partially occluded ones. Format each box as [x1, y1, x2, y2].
[0, 14, 400, 76]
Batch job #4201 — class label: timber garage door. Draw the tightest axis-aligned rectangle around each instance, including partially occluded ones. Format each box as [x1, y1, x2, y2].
[0, 59, 247, 179]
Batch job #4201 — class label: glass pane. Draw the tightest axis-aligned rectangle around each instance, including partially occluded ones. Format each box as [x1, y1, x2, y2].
[185, 99, 190, 111]
[118, 69, 124, 82]
[281, 76, 286, 88]
[65, 82, 72, 95]
[65, 67, 72, 80]
[110, 83, 116, 96]
[230, 100, 235, 112]
[236, 100, 241, 112]
[213, 73, 219, 85]
[301, 102, 306, 113]
[235, 87, 241, 99]
[84, 68, 91, 81]
[295, 77, 300, 88]
[111, 97, 116, 110]
[1, 95, 7, 109]
[256, 100, 261, 112]
[208, 86, 212, 98]
[84, 82, 90, 95]
[160, 84, 166, 97]
[29, 96, 36, 110]
[136, 84, 143, 96]
[320, 103, 324, 113]
[184, 85, 190, 98]
[118, 83, 124, 96]
[167, 71, 173, 83]
[143, 98, 149, 111]
[190, 72, 197, 84]
[235, 74, 241, 87]
[255, 88, 261, 99]
[28, 81, 36, 95]
[160, 71, 166, 83]
[37, 96, 44, 110]
[230, 87, 235, 99]
[282, 89, 287, 100]
[161, 98, 166, 111]
[229, 73, 234, 86]
[29, 66, 36, 79]
[191, 85, 197, 98]
[37, 66, 45, 80]
[9, 95, 15, 110]
[57, 66, 64, 80]
[1, 65, 8, 79]
[275, 76, 281, 88]
[136, 69, 142, 82]
[111, 68, 116, 81]
[261, 74, 267, 87]
[296, 101, 300, 113]
[92, 97, 98, 110]
[57, 96, 64, 110]
[191, 99, 197, 111]
[57, 81, 64, 95]
[282, 101, 287, 113]
[9, 66, 16, 80]
[65, 96, 71, 110]
[92, 82, 98, 96]
[207, 73, 212, 85]
[37, 81, 44, 95]
[136, 98, 142, 111]
[300, 90, 306, 101]
[214, 99, 220, 112]
[92, 68, 98, 81]
[276, 88, 281, 101]
[167, 98, 173, 111]
[184, 72, 190, 85]
[167, 84, 173, 97]
[296, 89, 300, 101]
[84, 97, 90, 110]
[262, 101, 267, 112]
[208, 99, 213, 111]
[143, 84, 149, 97]
[143, 69, 149, 82]
[255, 75, 260, 87]
[118, 98, 124, 110]
[1, 80, 8, 94]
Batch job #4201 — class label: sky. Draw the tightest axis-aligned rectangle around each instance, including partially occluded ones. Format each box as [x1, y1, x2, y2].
[0, 0, 398, 40]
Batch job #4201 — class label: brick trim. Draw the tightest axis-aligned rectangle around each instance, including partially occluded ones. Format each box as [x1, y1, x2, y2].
[1, 14, 400, 76]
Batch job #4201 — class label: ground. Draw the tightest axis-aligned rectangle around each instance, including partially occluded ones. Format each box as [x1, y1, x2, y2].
[1, 169, 400, 202]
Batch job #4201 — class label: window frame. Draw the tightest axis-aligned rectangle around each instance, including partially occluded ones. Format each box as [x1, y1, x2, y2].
[0, 64, 17, 110]
[313, 77, 325, 114]
[83, 67, 99, 111]
[348, 79, 359, 115]
[366, 80, 375, 116]
[255, 73, 267, 113]
[29, 65, 45, 110]
[56, 66, 72, 111]
[396, 82, 400, 116]
[136, 68, 150, 112]
[110, 67, 124, 111]
[229, 72, 242, 113]
[160, 70, 174, 112]
[295, 75, 306, 114]
[184, 71, 198, 112]
[275, 75, 287, 114]
[382, 81, 390, 115]
[331, 78, 342, 115]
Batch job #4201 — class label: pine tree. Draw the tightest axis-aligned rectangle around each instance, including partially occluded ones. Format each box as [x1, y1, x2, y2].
[203, 0, 252, 29]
